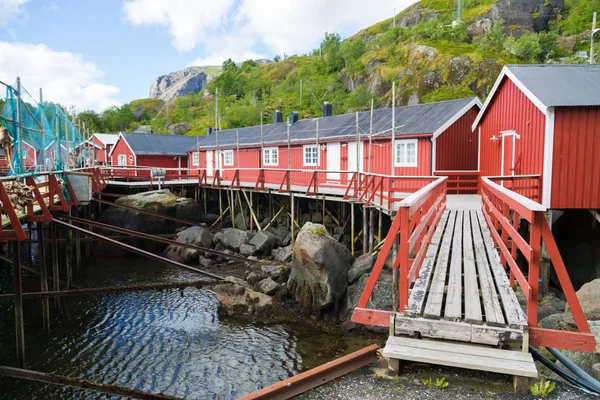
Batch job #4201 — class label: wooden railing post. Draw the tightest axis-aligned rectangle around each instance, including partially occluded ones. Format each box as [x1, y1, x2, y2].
[398, 206, 410, 311]
[527, 211, 542, 328]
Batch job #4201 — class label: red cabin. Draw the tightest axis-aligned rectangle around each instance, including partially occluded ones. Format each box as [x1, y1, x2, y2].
[188, 98, 481, 193]
[109, 132, 198, 177]
[473, 64, 600, 209]
[89, 133, 119, 165]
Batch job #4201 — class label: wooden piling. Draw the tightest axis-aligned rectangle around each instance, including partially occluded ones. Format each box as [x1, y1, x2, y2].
[12, 241, 25, 368]
[351, 202, 355, 256]
[362, 206, 368, 254]
[291, 193, 295, 245]
[50, 222, 60, 306]
[37, 221, 50, 333]
[369, 207, 376, 252]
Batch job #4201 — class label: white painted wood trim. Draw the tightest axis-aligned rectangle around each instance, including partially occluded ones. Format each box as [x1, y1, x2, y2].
[394, 138, 418, 167]
[432, 97, 483, 140]
[482, 177, 546, 211]
[472, 67, 548, 131]
[431, 138, 437, 173]
[501, 134, 505, 180]
[542, 107, 555, 208]
[477, 126, 481, 171]
[512, 134, 516, 176]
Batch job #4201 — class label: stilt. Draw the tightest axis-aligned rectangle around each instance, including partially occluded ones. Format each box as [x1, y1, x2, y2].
[392, 236, 399, 312]
[249, 191, 254, 231]
[12, 241, 25, 368]
[50, 222, 60, 307]
[37, 222, 50, 333]
[351, 202, 355, 256]
[363, 205, 368, 254]
[378, 208, 383, 242]
[322, 195, 326, 229]
[290, 193, 295, 245]
[75, 218, 82, 275]
[218, 187, 223, 227]
[229, 189, 234, 228]
[369, 207, 376, 252]
[65, 209, 73, 290]
[27, 223, 33, 266]
[203, 187, 207, 215]
[269, 192, 273, 221]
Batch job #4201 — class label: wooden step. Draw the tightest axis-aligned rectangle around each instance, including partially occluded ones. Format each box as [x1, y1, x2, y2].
[383, 336, 537, 378]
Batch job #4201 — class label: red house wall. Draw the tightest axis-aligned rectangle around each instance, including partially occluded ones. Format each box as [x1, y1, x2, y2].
[478, 78, 546, 182]
[435, 108, 479, 171]
[551, 106, 600, 209]
[91, 136, 108, 163]
[110, 137, 135, 167]
[137, 155, 187, 177]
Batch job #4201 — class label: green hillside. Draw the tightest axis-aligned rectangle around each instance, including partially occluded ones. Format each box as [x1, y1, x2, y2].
[78, 0, 600, 136]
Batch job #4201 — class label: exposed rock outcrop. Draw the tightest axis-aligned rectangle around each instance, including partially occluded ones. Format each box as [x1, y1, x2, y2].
[215, 283, 274, 318]
[162, 226, 213, 263]
[484, 0, 564, 37]
[564, 279, 600, 326]
[150, 67, 212, 101]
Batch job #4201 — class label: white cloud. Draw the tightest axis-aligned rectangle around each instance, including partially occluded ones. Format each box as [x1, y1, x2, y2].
[0, 42, 122, 111]
[0, 0, 30, 25]
[123, 0, 418, 65]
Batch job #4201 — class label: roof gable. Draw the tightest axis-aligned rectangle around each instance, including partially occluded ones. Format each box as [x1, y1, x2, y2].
[93, 133, 119, 146]
[119, 133, 198, 156]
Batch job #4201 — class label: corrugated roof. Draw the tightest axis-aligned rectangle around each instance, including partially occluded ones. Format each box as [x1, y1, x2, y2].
[122, 133, 199, 156]
[93, 133, 119, 146]
[190, 97, 477, 151]
[507, 64, 600, 107]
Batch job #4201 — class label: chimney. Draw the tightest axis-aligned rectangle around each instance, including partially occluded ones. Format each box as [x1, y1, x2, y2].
[321, 102, 333, 117]
[289, 111, 299, 125]
[273, 110, 283, 124]
[206, 127, 213, 135]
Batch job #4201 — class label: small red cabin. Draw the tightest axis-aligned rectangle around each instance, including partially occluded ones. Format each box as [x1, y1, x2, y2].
[89, 133, 119, 165]
[188, 98, 482, 189]
[109, 132, 198, 176]
[473, 64, 600, 209]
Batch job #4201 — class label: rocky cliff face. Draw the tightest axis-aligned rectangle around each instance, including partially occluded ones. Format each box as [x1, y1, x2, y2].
[149, 66, 216, 101]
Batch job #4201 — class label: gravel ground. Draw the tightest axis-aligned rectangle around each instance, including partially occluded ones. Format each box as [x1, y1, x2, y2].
[297, 359, 597, 399]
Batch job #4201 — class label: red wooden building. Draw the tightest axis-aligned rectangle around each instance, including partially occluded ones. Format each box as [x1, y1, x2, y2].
[187, 97, 481, 191]
[89, 133, 119, 165]
[473, 64, 600, 209]
[109, 132, 198, 176]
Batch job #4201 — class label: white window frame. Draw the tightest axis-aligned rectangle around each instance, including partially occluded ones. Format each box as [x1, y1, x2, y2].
[118, 154, 127, 166]
[303, 145, 319, 166]
[262, 147, 278, 166]
[192, 151, 200, 166]
[223, 149, 234, 166]
[395, 139, 418, 167]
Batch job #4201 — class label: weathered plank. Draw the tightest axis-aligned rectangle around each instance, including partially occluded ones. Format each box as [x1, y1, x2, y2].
[471, 324, 524, 346]
[423, 211, 457, 319]
[476, 210, 527, 329]
[444, 210, 463, 321]
[463, 209, 483, 324]
[471, 210, 505, 327]
[405, 211, 450, 317]
[383, 336, 537, 378]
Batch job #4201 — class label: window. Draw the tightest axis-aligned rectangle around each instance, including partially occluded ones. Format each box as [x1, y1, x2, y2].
[263, 147, 278, 166]
[118, 154, 127, 166]
[192, 152, 199, 166]
[395, 139, 417, 167]
[303, 145, 318, 166]
[223, 150, 234, 166]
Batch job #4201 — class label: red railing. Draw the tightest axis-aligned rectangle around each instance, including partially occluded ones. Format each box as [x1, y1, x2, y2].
[351, 177, 448, 326]
[487, 174, 540, 202]
[481, 177, 594, 351]
[434, 170, 479, 194]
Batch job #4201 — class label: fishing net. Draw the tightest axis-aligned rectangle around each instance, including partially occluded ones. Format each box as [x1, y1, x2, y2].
[1, 81, 90, 176]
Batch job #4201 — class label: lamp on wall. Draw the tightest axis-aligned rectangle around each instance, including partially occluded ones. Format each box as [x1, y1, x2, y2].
[490, 134, 500, 142]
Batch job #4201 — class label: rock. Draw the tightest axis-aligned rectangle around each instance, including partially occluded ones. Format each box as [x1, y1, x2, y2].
[258, 278, 280, 295]
[199, 256, 213, 268]
[167, 122, 191, 135]
[246, 272, 266, 285]
[162, 226, 213, 263]
[214, 283, 274, 318]
[249, 231, 277, 253]
[247, 256, 259, 262]
[261, 264, 290, 282]
[233, 212, 248, 230]
[558, 321, 600, 375]
[311, 212, 323, 223]
[288, 223, 353, 312]
[410, 45, 436, 61]
[467, 19, 492, 38]
[200, 213, 220, 224]
[273, 246, 293, 262]
[538, 313, 564, 330]
[368, 75, 383, 96]
[486, 0, 564, 36]
[593, 364, 600, 381]
[239, 243, 257, 256]
[224, 276, 250, 289]
[564, 279, 600, 326]
[217, 228, 253, 251]
[447, 57, 473, 86]
[341, 271, 393, 324]
[348, 254, 375, 284]
[150, 66, 212, 101]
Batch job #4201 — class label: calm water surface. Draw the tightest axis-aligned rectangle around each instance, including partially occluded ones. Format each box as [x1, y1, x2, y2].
[0, 255, 373, 399]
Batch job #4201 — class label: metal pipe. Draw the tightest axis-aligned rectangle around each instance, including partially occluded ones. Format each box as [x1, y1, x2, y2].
[547, 347, 600, 392]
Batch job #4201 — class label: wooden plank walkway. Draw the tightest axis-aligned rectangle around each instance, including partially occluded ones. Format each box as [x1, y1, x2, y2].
[400, 207, 527, 346]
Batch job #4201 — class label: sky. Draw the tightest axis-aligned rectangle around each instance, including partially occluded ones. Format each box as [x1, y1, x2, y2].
[0, 0, 418, 112]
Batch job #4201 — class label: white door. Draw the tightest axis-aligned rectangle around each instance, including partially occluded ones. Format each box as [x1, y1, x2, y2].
[326, 142, 341, 180]
[347, 142, 364, 179]
[206, 151, 213, 177]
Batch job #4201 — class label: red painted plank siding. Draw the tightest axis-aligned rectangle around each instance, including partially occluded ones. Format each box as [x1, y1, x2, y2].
[137, 155, 187, 177]
[435, 108, 479, 171]
[552, 107, 600, 209]
[479, 78, 546, 187]
[368, 137, 432, 176]
[110, 137, 135, 167]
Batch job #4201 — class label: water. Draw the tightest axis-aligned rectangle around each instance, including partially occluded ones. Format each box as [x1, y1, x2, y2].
[0, 256, 374, 399]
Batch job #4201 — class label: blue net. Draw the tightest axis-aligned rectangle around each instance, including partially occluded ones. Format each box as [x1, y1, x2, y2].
[1, 81, 89, 176]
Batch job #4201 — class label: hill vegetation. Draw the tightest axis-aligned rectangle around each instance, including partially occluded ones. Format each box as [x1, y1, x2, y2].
[76, 0, 600, 136]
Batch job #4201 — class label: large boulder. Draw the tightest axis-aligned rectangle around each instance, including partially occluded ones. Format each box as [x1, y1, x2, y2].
[214, 283, 274, 318]
[341, 270, 393, 323]
[348, 254, 375, 284]
[249, 231, 277, 253]
[288, 223, 353, 313]
[558, 321, 600, 375]
[272, 246, 293, 262]
[564, 279, 600, 326]
[162, 226, 213, 263]
[216, 228, 253, 252]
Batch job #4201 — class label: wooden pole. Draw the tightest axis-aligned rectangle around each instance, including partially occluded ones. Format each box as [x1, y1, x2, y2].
[50, 222, 59, 307]
[290, 193, 296, 245]
[351, 202, 355, 256]
[249, 190, 254, 231]
[363, 206, 368, 254]
[369, 207, 376, 252]
[13, 241, 25, 368]
[66, 208, 73, 289]
[391, 81, 396, 176]
[37, 221, 50, 332]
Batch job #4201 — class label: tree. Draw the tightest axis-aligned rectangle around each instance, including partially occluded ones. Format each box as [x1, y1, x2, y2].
[341, 37, 366, 72]
[321, 32, 344, 73]
[273, 55, 281, 62]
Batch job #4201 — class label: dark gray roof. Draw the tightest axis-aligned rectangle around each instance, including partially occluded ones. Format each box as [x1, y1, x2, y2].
[189, 97, 478, 150]
[122, 133, 199, 156]
[507, 64, 600, 107]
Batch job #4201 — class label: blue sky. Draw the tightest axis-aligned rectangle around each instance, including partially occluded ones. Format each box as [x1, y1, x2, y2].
[0, 0, 416, 111]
